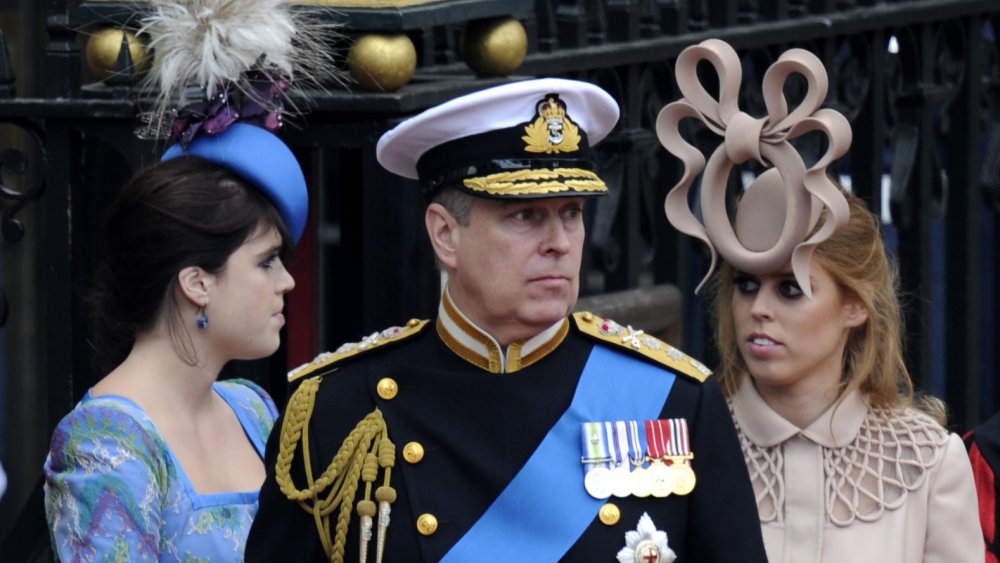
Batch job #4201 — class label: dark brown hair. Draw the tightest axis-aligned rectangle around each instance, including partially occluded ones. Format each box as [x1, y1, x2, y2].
[89, 156, 292, 372]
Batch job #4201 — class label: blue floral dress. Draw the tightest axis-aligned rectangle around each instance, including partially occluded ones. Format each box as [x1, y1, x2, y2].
[44, 379, 277, 562]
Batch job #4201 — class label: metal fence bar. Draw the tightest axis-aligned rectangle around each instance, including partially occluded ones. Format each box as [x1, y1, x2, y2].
[944, 15, 985, 429]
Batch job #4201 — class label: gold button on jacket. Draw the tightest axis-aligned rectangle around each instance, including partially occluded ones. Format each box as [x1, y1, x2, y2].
[403, 441, 425, 464]
[376, 377, 398, 400]
[416, 513, 438, 536]
[599, 503, 621, 526]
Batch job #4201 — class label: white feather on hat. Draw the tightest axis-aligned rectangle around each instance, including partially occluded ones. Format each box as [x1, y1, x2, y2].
[139, 0, 341, 133]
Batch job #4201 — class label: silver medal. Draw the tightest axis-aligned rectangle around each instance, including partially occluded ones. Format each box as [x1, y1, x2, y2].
[609, 464, 633, 498]
[584, 466, 613, 499]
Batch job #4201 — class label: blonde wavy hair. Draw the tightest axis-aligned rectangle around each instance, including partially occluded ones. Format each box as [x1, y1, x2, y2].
[711, 187, 945, 421]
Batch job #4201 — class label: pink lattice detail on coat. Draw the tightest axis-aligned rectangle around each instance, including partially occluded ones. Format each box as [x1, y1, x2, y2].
[731, 402, 948, 526]
[730, 403, 784, 524]
[824, 407, 948, 526]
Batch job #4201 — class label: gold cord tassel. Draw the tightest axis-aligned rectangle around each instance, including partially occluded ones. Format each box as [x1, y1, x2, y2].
[356, 451, 379, 562]
[375, 437, 396, 563]
[357, 505, 374, 563]
[275, 378, 397, 563]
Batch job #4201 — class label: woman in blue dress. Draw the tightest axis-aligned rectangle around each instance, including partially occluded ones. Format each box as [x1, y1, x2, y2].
[40, 0, 332, 558]
[43, 151, 304, 561]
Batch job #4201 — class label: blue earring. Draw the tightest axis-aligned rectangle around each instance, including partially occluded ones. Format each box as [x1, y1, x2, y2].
[196, 307, 209, 330]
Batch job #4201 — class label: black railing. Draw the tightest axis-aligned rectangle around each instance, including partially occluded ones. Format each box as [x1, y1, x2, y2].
[1, 0, 999, 556]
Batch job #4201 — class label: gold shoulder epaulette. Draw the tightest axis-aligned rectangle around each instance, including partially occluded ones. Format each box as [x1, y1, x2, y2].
[571, 311, 711, 382]
[288, 318, 430, 383]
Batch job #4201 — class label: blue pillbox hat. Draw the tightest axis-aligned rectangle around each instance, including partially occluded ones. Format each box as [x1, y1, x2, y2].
[162, 123, 309, 244]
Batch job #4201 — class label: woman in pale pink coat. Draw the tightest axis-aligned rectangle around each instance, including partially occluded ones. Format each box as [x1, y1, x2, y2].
[657, 38, 983, 563]
[712, 190, 982, 563]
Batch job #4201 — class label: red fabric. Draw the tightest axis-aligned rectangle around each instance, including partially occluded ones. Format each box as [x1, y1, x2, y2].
[967, 434, 998, 562]
[285, 153, 317, 370]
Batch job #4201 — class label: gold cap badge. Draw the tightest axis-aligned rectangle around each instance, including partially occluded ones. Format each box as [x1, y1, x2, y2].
[522, 94, 582, 154]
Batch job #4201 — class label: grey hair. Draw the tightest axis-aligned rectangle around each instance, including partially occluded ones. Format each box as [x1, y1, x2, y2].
[431, 186, 474, 226]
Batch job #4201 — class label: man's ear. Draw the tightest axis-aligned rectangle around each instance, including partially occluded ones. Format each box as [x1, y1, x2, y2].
[426, 203, 460, 270]
[177, 266, 215, 308]
[843, 298, 869, 329]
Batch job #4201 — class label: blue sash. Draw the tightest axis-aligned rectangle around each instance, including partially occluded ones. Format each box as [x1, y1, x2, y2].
[441, 345, 676, 562]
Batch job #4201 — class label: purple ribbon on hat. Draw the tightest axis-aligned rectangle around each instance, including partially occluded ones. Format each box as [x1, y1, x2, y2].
[656, 39, 852, 298]
[159, 68, 306, 244]
[170, 70, 289, 148]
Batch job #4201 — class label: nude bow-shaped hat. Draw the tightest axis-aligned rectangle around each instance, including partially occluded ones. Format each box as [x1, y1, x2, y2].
[656, 39, 852, 298]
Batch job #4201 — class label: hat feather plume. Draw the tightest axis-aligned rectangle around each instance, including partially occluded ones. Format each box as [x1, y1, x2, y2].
[140, 0, 340, 130]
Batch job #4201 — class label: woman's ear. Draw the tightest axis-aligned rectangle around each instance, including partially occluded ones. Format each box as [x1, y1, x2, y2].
[177, 266, 215, 307]
[426, 203, 460, 270]
[842, 298, 869, 329]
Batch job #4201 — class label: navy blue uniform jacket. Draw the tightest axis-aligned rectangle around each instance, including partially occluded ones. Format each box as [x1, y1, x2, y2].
[246, 312, 766, 562]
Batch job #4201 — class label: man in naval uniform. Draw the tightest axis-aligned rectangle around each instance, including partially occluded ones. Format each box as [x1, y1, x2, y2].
[246, 78, 767, 562]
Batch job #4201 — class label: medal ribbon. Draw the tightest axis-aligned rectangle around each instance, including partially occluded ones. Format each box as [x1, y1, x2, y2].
[580, 422, 610, 473]
[628, 420, 646, 467]
[442, 345, 676, 563]
[605, 421, 629, 468]
[666, 418, 691, 457]
[644, 419, 672, 460]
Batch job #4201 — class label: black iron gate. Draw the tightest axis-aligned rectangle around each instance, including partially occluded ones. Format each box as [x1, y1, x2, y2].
[1, 0, 999, 557]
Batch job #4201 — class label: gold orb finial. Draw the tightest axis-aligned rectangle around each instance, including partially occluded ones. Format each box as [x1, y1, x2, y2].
[85, 28, 150, 82]
[348, 33, 417, 93]
[461, 17, 527, 77]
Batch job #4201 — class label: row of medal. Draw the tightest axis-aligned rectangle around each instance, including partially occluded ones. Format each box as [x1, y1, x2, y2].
[581, 419, 696, 499]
